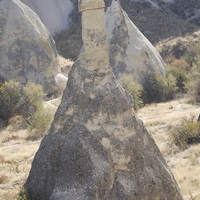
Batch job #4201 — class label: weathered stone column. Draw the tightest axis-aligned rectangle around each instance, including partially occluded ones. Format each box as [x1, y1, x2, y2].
[24, 1, 183, 200]
[78, 0, 110, 70]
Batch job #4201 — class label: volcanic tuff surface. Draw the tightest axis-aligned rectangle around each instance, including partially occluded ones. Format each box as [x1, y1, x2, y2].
[24, 0, 183, 199]
[56, 1, 167, 88]
[0, 0, 59, 95]
[106, 1, 165, 85]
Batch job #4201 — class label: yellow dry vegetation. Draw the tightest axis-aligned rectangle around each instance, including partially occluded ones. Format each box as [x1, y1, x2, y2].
[0, 97, 200, 199]
[138, 98, 200, 200]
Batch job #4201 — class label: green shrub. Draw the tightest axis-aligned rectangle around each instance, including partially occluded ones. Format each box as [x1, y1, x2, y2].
[167, 67, 188, 93]
[0, 80, 45, 122]
[145, 72, 177, 103]
[18, 187, 28, 200]
[28, 108, 54, 140]
[119, 75, 144, 111]
[184, 44, 200, 67]
[0, 80, 21, 121]
[0, 80, 55, 139]
[20, 81, 44, 117]
[170, 117, 200, 149]
[186, 64, 200, 103]
[188, 79, 200, 103]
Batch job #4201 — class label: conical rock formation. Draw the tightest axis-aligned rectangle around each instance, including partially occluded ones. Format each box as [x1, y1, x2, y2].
[24, 0, 183, 199]
[0, 0, 59, 95]
[106, 1, 165, 85]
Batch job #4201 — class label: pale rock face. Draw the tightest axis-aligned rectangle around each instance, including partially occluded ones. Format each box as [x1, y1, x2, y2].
[55, 73, 68, 91]
[80, 0, 110, 71]
[106, 0, 166, 85]
[20, 0, 73, 35]
[24, 0, 183, 199]
[0, 0, 59, 95]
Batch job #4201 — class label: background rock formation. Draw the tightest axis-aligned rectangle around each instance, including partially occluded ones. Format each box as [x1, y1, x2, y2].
[106, 1, 165, 85]
[0, 0, 59, 95]
[24, 0, 183, 199]
[53, 0, 199, 60]
[20, 0, 73, 35]
[56, 0, 166, 88]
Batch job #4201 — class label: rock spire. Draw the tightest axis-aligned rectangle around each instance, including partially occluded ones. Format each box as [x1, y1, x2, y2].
[78, 0, 110, 71]
[106, 0, 166, 84]
[24, 0, 183, 199]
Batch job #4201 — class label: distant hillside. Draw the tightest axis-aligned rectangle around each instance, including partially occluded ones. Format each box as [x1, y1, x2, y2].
[119, 0, 199, 43]
[54, 0, 200, 60]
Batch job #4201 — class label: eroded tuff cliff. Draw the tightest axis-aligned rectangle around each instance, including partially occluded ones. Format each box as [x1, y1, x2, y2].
[24, 0, 183, 199]
[106, 1, 165, 84]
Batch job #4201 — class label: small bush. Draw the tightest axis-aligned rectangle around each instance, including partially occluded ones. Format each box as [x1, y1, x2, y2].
[0, 80, 52, 139]
[189, 79, 200, 103]
[167, 67, 188, 93]
[0, 80, 21, 121]
[28, 108, 54, 139]
[119, 75, 144, 111]
[171, 58, 190, 71]
[184, 44, 200, 67]
[18, 187, 28, 200]
[187, 65, 200, 103]
[165, 55, 190, 71]
[170, 117, 200, 149]
[0, 80, 45, 123]
[20, 81, 44, 117]
[145, 72, 177, 103]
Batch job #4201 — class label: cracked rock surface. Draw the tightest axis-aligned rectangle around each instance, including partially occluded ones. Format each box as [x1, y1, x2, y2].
[24, 0, 183, 199]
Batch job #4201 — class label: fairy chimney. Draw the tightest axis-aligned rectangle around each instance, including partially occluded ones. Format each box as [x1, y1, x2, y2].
[24, 1, 183, 199]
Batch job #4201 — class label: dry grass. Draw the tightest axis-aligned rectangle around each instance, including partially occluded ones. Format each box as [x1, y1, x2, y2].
[0, 97, 200, 199]
[0, 175, 8, 184]
[0, 127, 41, 200]
[58, 56, 74, 75]
[138, 98, 200, 200]
[2, 135, 19, 143]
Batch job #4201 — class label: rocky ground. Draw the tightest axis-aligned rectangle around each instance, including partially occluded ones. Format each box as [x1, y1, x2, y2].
[0, 97, 200, 199]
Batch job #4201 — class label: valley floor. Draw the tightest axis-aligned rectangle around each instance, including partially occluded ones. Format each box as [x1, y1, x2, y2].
[0, 98, 200, 199]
